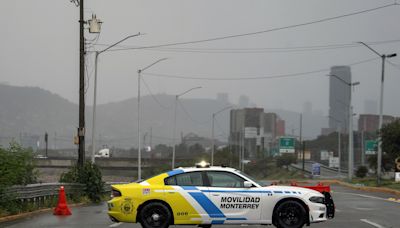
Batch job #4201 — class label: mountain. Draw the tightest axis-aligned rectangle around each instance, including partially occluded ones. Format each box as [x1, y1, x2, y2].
[0, 84, 231, 149]
[0, 84, 326, 149]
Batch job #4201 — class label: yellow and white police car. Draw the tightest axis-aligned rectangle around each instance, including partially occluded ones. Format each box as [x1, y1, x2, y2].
[108, 163, 332, 228]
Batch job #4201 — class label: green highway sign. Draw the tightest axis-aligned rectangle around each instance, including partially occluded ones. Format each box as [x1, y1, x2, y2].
[279, 137, 295, 154]
[365, 140, 378, 155]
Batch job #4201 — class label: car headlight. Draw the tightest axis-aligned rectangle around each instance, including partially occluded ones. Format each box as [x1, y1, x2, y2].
[309, 196, 325, 204]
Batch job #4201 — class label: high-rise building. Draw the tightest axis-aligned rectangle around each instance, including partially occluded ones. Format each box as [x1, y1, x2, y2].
[230, 108, 284, 159]
[329, 66, 351, 132]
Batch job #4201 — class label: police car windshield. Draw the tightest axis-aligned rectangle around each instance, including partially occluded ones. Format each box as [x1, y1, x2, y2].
[236, 170, 263, 186]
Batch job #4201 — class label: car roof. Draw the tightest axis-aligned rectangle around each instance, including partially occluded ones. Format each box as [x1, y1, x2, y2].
[174, 166, 239, 173]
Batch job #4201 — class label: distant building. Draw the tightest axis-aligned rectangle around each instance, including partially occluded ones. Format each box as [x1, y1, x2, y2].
[276, 118, 285, 137]
[358, 114, 396, 133]
[328, 66, 351, 132]
[230, 108, 284, 159]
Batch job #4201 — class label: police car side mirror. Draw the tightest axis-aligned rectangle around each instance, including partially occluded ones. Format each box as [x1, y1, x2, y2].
[244, 181, 252, 188]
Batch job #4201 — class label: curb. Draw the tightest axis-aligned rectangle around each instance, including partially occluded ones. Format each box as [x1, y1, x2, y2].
[319, 179, 400, 197]
[0, 203, 85, 223]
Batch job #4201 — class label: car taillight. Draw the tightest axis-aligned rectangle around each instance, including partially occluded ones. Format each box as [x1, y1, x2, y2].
[111, 189, 122, 198]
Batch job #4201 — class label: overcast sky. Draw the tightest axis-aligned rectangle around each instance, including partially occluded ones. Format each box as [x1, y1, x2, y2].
[1, 0, 400, 117]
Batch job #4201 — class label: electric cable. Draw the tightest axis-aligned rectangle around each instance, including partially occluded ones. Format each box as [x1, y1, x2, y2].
[142, 57, 379, 81]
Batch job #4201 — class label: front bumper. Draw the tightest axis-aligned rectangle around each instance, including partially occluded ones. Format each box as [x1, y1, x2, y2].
[308, 203, 327, 223]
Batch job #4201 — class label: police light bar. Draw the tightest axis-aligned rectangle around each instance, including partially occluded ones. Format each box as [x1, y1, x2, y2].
[195, 161, 210, 168]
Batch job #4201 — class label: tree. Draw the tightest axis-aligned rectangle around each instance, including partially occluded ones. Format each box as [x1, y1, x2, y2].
[376, 119, 400, 171]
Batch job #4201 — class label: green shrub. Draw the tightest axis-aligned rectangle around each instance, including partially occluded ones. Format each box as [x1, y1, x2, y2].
[355, 166, 368, 178]
[60, 162, 104, 203]
[276, 154, 297, 168]
[0, 142, 38, 213]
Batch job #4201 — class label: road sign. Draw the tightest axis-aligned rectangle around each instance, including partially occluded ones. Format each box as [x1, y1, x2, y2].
[312, 163, 321, 176]
[320, 150, 330, 160]
[396, 172, 400, 183]
[329, 157, 339, 168]
[365, 140, 378, 155]
[279, 137, 295, 153]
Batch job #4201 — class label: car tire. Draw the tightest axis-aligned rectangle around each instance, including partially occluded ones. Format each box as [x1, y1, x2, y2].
[139, 202, 171, 228]
[274, 200, 306, 228]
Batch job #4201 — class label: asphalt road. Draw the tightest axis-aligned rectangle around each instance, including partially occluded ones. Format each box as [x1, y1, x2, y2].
[2, 184, 400, 228]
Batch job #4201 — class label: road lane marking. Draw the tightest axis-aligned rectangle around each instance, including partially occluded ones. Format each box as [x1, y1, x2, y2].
[334, 192, 400, 204]
[360, 219, 386, 228]
[354, 207, 375, 211]
[109, 222, 122, 227]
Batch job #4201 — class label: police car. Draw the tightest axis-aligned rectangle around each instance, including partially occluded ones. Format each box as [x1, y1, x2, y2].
[108, 163, 333, 228]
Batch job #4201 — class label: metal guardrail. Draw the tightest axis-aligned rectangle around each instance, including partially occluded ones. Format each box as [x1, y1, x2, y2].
[1, 182, 128, 202]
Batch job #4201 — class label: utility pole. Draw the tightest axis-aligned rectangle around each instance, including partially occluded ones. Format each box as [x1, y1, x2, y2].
[302, 141, 305, 171]
[78, 0, 85, 167]
[45, 132, 48, 158]
[357, 41, 396, 185]
[299, 113, 305, 171]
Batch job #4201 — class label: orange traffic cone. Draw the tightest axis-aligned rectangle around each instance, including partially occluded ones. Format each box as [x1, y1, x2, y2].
[54, 186, 72, 216]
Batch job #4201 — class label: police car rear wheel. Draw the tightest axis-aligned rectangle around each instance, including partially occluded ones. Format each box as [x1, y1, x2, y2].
[139, 202, 171, 228]
[275, 200, 306, 228]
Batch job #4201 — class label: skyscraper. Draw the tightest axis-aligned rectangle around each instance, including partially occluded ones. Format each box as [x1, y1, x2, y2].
[329, 66, 351, 132]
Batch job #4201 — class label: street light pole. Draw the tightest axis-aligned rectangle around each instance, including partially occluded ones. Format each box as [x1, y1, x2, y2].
[137, 58, 167, 180]
[357, 42, 397, 185]
[172, 86, 202, 169]
[90, 33, 141, 163]
[211, 105, 233, 166]
[328, 74, 359, 181]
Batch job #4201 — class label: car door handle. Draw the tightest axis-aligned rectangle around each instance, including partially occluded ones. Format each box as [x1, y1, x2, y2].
[212, 193, 220, 196]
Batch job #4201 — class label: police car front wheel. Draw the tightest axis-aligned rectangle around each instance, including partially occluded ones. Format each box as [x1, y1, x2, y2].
[139, 202, 171, 228]
[274, 200, 307, 228]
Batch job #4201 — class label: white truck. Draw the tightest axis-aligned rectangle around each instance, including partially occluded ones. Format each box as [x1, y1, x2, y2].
[95, 148, 110, 158]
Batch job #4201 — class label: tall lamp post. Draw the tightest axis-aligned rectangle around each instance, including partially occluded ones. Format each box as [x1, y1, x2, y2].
[211, 106, 233, 166]
[91, 33, 141, 163]
[357, 42, 397, 185]
[328, 74, 359, 181]
[328, 115, 345, 177]
[137, 58, 168, 180]
[172, 86, 202, 169]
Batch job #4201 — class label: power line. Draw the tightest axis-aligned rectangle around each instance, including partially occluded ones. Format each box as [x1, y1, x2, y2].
[177, 100, 212, 126]
[101, 39, 400, 54]
[141, 76, 172, 109]
[142, 57, 379, 81]
[101, 3, 397, 52]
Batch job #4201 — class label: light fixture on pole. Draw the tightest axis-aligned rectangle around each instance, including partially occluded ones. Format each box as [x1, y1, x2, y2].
[172, 86, 202, 169]
[137, 58, 168, 181]
[357, 41, 397, 185]
[90, 33, 142, 163]
[211, 105, 233, 166]
[327, 74, 359, 181]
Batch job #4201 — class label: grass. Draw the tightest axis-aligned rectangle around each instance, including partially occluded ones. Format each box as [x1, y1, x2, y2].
[349, 178, 400, 191]
[0, 194, 97, 218]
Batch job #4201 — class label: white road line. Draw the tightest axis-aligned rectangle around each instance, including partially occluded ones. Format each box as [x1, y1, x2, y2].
[109, 222, 123, 227]
[334, 191, 400, 204]
[360, 219, 386, 228]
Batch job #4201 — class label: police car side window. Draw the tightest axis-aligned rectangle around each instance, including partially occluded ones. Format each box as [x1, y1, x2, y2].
[206, 171, 245, 188]
[165, 172, 204, 186]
